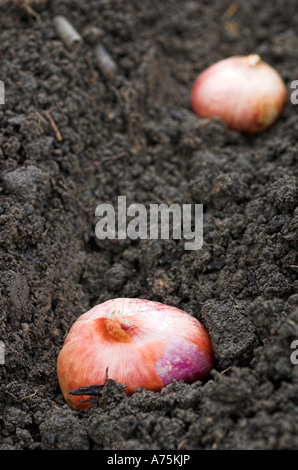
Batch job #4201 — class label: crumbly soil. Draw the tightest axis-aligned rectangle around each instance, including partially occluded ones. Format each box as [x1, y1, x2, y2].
[0, 0, 298, 450]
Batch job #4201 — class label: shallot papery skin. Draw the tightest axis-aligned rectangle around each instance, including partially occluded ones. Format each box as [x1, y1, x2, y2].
[57, 298, 214, 410]
[191, 54, 287, 133]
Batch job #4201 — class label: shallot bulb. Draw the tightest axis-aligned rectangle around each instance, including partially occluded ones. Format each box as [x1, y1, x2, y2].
[191, 54, 287, 133]
[57, 298, 214, 410]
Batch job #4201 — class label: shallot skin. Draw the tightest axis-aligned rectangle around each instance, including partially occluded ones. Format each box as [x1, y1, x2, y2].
[57, 298, 214, 410]
[191, 54, 287, 133]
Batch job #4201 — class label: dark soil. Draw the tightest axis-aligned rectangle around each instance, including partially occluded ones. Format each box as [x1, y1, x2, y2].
[0, 0, 298, 450]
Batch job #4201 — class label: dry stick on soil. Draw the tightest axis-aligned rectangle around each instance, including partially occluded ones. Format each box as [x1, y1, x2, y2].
[6, 389, 38, 402]
[224, 1, 239, 18]
[220, 366, 232, 375]
[53, 15, 83, 50]
[177, 438, 188, 450]
[100, 151, 127, 164]
[44, 111, 62, 141]
[151, 287, 167, 303]
[4, 0, 41, 22]
[58, 180, 89, 215]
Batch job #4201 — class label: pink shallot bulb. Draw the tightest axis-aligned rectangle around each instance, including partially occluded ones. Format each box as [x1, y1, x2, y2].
[57, 298, 214, 410]
[191, 54, 287, 133]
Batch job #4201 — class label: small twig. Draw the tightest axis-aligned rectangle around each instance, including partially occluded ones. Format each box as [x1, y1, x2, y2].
[228, 292, 237, 303]
[151, 287, 167, 303]
[44, 111, 62, 141]
[224, 2, 239, 18]
[100, 151, 127, 164]
[85, 56, 97, 84]
[22, 1, 40, 22]
[53, 15, 83, 50]
[6, 389, 38, 402]
[5, 0, 41, 23]
[17, 390, 38, 402]
[58, 180, 89, 214]
[177, 439, 188, 450]
[5, 391, 19, 400]
[220, 366, 232, 375]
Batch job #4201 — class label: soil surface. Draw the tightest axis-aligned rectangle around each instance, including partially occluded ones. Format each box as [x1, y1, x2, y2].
[0, 0, 298, 450]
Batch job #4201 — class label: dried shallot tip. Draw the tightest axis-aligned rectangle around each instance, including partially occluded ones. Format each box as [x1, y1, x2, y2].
[69, 385, 105, 396]
[53, 15, 83, 50]
[94, 43, 117, 79]
[191, 54, 287, 133]
[57, 298, 214, 410]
